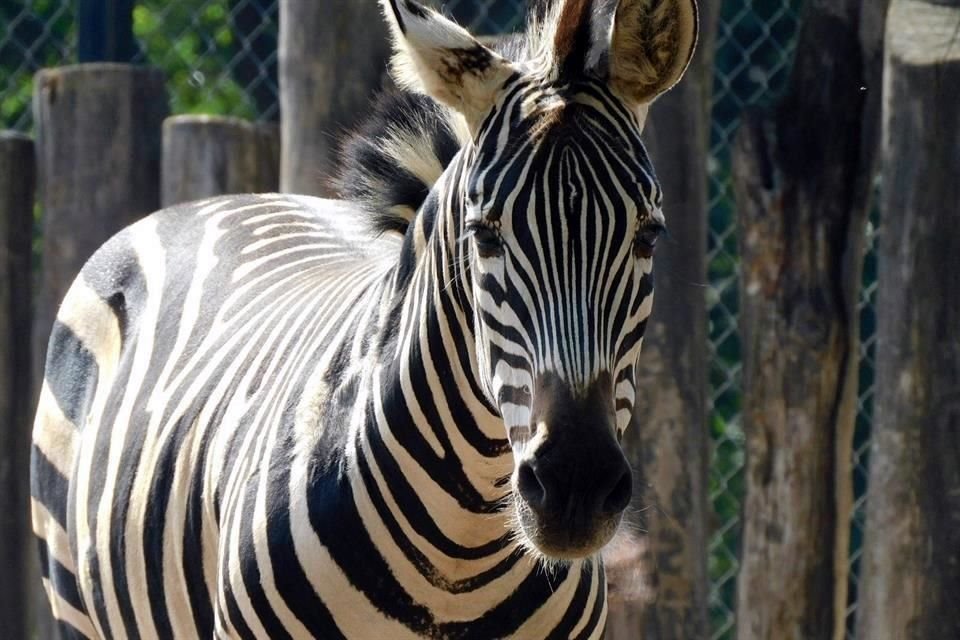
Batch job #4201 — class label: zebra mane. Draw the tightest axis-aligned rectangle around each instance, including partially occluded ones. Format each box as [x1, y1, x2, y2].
[331, 33, 535, 237]
[334, 88, 470, 236]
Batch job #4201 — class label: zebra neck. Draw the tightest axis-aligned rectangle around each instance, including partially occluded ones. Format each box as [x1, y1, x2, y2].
[356, 174, 514, 562]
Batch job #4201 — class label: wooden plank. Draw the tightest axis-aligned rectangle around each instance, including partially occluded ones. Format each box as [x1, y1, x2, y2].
[0, 131, 36, 640]
[855, 2, 960, 638]
[279, 0, 390, 195]
[162, 115, 279, 207]
[730, 2, 889, 638]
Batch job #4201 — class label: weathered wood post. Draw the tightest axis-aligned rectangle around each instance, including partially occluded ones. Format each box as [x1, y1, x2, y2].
[855, 2, 960, 638]
[32, 63, 167, 407]
[0, 132, 36, 640]
[279, 0, 390, 196]
[731, 2, 889, 638]
[604, 2, 719, 638]
[162, 115, 280, 207]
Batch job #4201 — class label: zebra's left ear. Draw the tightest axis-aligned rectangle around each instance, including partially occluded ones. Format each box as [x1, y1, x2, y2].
[379, 0, 516, 130]
[606, 0, 699, 110]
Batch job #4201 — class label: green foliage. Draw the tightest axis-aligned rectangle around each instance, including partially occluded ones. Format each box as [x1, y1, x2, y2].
[0, 0, 74, 130]
[132, 1, 258, 119]
[0, 1, 278, 131]
[1, 73, 31, 125]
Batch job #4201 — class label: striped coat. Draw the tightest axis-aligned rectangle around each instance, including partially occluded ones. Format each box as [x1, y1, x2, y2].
[31, 0, 699, 637]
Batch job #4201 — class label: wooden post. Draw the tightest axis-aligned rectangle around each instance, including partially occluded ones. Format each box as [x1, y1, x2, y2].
[279, 0, 390, 195]
[855, 2, 960, 638]
[731, 2, 889, 639]
[0, 132, 36, 640]
[604, 3, 719, 638]
[32, 63, 167, 390]
[77, 0, 138, 62]
[162, 115, 280, 207]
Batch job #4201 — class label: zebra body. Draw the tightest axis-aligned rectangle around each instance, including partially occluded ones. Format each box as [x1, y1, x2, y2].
[35, 194, 602, 638]
[32, 1, 699, 637]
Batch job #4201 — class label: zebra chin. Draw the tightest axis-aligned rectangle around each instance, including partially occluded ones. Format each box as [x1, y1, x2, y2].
[512, 497, 626, 562]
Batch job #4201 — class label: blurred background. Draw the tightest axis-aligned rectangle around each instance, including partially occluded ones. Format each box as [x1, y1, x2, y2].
[2, 1, 957, 639]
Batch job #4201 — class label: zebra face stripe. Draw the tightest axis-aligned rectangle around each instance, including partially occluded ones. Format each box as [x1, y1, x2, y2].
[460, 79, 661, 558]
[467, 81, 659, 417]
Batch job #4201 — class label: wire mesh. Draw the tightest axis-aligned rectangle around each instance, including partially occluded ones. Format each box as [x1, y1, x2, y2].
[846, 206, 880, 640]
[131, 0, 279, 121]
[0, 1, 877, 638]
[0, 0, 74, 131]
[706, 1, 804, 636]
[443, 0, 528, 33]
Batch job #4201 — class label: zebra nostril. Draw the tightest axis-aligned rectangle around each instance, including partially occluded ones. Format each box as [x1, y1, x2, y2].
[517, 462, 547, 513]
[602, 467, 633, 515]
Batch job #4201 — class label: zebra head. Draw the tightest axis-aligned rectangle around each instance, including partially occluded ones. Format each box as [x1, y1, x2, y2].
[380, 0, 698, 560]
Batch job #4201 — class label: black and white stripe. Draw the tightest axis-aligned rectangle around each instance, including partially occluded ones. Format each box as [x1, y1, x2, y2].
[32, 1, 699, 637]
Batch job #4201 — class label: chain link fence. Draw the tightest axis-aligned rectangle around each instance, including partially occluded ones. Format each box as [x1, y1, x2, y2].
[0, 1, 878, 638]
[130, 0, 280, 120]
[847, 207, 879, 639]
[706, 1, 802, 637]
[1, 0, 74, 131]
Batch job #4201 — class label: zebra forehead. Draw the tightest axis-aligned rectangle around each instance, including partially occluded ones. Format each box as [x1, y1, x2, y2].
[507, 82, 629, 129]
[520, 89, 566, 134]
[487, 85, 650, 170]
[471, 104, 661, 218]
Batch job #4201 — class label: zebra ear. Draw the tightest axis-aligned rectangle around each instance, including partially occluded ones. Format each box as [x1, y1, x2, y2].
[607, 0, 699, 109]
[379, 0, 516, 130]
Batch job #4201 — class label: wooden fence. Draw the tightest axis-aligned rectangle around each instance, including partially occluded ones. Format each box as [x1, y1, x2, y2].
[0, 130, 36, 640]
[1, 1, 958, 638]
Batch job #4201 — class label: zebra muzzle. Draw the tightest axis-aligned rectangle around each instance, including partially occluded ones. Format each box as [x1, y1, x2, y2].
[512, 372, 632, 559]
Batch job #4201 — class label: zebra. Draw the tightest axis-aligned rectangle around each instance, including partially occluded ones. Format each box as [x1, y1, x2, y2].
[30, 0, 698, 637]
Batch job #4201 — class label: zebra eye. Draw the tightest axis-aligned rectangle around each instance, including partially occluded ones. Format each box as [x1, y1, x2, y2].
[466, 221, 503, 258]
[634, 222, 666, 259]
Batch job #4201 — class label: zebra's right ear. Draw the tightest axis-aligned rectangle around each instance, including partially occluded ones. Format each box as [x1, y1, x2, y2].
[379, 0, 516, 130]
